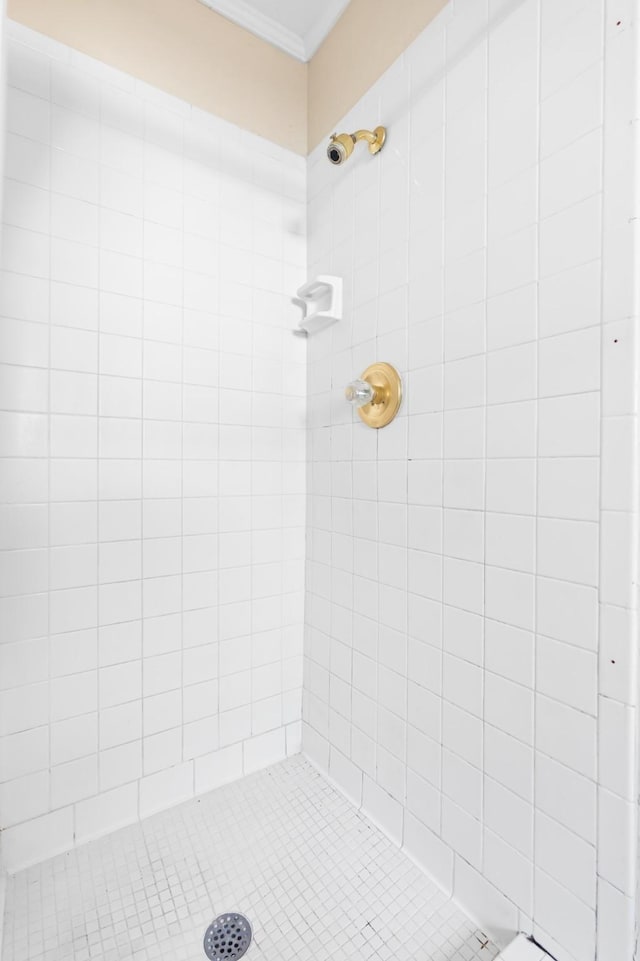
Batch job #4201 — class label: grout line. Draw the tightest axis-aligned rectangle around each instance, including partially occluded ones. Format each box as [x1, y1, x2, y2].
[45, 48, 53, 826]
[439, 11, 448, 882]
[178, 109, 188, 792]
[94, 59, 103, 830]
[138, 112, 148, 819]
[593, 0, 608, 941]
[479, 0, 490, 889]
[532, 0, 543, 928]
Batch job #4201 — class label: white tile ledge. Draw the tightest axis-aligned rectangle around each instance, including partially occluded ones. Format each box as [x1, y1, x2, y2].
[497, 934, 552, 961]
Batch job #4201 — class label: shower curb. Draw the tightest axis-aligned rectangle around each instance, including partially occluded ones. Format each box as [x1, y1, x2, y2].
[496, 934, 554, 961]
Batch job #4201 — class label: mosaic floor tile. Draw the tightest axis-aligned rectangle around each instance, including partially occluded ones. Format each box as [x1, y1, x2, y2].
[3, 757, 499, 961]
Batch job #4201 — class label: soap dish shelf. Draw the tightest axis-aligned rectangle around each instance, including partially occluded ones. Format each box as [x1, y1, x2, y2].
[293, 275, 342, 335]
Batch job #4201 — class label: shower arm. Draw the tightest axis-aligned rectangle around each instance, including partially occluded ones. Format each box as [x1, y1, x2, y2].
[352, 129, 378, 145]
[351, 127, 386, 155]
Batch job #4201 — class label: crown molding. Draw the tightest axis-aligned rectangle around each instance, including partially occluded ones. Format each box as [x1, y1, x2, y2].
[302, 0, 351, 59]
[197, 0, 307, 61]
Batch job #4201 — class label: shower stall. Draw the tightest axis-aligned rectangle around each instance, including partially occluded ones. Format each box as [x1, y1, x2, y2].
[0, 1, 638, 960]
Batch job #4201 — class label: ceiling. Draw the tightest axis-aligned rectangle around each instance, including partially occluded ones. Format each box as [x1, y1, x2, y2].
[197, 0, 352, 61]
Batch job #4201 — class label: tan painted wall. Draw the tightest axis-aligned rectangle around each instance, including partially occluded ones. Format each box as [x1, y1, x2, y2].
[7, 0, 308, 154]
[307, 0, 448, 152]
[7, 0, 448, 156]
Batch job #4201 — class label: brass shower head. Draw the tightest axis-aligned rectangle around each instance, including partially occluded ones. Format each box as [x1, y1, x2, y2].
[327, 126, 386, 165]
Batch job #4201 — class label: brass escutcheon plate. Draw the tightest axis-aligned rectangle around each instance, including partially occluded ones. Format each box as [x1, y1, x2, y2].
[370, 125, 387, 154]
[357, 362, 402, 428]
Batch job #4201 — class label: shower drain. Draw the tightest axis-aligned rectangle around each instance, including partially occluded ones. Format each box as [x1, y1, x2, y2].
[203, 913, 253, 961]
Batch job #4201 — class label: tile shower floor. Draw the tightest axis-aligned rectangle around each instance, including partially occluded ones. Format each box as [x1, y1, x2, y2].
[2, 757, 499, 961]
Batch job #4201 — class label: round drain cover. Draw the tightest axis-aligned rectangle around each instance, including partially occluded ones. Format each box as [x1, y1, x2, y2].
[204, 913, 252, 961]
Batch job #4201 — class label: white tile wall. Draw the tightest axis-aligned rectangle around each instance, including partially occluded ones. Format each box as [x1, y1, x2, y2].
[1, 6, 639, 961]
[0, 20, 306, 872]
[303, 2, 639, 961]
